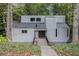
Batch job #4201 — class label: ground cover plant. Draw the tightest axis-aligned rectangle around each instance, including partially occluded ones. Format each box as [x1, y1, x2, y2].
[0, 42, 41, 56]
[51, 43, 79, 56]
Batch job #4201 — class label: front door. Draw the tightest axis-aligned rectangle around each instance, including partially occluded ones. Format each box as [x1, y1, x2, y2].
[39, 31, 46, 38]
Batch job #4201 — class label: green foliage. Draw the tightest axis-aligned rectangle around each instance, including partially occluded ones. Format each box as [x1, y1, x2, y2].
[13, 4, 25, 21]
[0, 3, 7, 35]
[0, 35, 8, 42]
[0, 43, 41, 55]
[24, 3, 49, 15]
[52, 43, 79, 56]
[53, 3, 75, 27]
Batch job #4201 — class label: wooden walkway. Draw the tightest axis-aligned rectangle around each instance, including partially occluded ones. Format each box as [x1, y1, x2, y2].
[35, 38, 58, 56]
[37, 38, 48, 46]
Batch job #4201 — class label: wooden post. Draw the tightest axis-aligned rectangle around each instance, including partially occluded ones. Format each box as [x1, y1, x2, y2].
[6, 3, 13, 41]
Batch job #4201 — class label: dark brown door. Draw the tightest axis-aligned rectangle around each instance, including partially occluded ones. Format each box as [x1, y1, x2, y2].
[39, 31, 46, 38]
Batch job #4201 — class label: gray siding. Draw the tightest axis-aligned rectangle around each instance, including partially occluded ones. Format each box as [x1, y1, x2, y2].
[12, 28, 34, 42]
[13, 22, 46, 29]
[46, 17, 56, 42]
[46, 16, 69, 43]
[12, 15, 69, 43]
[21, 16, 45, 23]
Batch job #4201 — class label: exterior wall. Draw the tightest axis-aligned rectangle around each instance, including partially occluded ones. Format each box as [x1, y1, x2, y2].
[12, 15, 68, 43]
[56, 16, 65, 23]
[56, 27, 68, 42]
[35, 31, 39, 38]
[46, 16, 68, 43]
[21, 15, 45, 23]
[46, 16, 65, 23]
[21, 16, 29, 23]
[56, 16, 69, 42]
[21, 15, 65, 23]
[12, 28, 34, 42]
[46, 17, 56, 42]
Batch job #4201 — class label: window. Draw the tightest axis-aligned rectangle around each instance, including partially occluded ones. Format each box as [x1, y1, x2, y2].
[36, 18, 41, 22]
[67, 29, 68, 37]
[30, 18, 35, 22]
[22, 30, 27, 33]
[56, 29, 57, 37]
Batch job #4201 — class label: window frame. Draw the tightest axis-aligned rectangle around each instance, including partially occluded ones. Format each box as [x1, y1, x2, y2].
[36, 18, 41, 22]
[22, 30, 27, 33]
[30, 18, 35, 22]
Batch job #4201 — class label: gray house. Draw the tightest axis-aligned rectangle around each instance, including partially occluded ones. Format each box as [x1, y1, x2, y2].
[12, 15, 69, 44]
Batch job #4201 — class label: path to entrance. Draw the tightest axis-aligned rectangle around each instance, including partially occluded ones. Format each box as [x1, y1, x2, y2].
[37, 38, 58, 56]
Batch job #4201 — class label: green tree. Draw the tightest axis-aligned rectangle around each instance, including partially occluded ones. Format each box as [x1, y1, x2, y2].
[13, 4, 25, 21]
[53, 3, 75, 27]
[24, 3, 52, 15]
[0, 3, 7, 35]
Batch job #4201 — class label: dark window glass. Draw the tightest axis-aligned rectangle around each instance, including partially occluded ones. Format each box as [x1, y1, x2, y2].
[30, 18, 35, 22]
[67, 29, 68, 37]
[22, 30, 27, 33]
[36, 18, 41, 22]
[56, 29, 57, 37]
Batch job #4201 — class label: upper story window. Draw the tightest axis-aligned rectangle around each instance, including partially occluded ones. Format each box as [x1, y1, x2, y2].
[36, 18, 41, 22]
[30, 17, 41, 22]
[30, 18, 35, 22]
[22, 30, 27, 33]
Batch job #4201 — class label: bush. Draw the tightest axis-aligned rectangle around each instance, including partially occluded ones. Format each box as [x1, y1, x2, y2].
[51, 43, 79, 56]
[0, 43, 41, 56]
[0, 35, 8, 42]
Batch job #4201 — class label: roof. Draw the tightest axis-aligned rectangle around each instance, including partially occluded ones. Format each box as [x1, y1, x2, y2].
[13, 21, 46, 29]
[21, 15, 65, 18]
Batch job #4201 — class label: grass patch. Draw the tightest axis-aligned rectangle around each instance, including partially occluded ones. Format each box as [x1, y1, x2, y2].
[51, 43, 79, 56]
[0, 43, 41, 56]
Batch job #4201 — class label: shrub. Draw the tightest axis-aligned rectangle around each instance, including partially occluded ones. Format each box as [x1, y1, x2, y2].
[51, 43, 79, 56]
[0, 35, 8, 42]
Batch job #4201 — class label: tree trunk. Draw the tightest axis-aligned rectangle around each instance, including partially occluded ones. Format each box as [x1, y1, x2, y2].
[6, 3, 13, 41]
[73, 4, 79, 42]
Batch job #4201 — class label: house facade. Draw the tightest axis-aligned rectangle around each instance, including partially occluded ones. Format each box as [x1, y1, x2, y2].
[12, 15, 69, 44]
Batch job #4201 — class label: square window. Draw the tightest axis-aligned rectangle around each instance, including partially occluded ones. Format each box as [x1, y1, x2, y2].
[22, 30, 27, 33]
[36, 18, 41, 22]
[30, 18, 35, 22]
